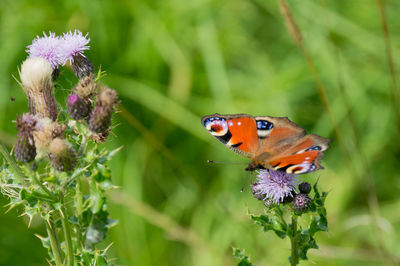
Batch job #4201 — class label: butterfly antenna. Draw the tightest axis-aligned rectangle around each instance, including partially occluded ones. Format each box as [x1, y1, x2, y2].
[207, 160, 246, 165]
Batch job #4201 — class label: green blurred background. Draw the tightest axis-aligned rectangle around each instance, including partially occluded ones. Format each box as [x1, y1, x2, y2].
[1, 0, 400, 265]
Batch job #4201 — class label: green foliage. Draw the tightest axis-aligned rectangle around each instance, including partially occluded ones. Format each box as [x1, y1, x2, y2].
[250, 207, 287, 239]
[232, 247, 253, 266]
[248, 182, 328, 265]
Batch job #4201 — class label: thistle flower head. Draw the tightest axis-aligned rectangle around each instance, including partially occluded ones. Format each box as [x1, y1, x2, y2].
[59, 30, 90, 65]
[26, 32, 61, 68]
[253, 169, 298, 204]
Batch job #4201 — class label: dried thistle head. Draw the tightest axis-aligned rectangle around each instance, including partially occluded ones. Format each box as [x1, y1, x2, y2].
[33, 117, 65, 156]
[19, 57, 57, 120]
[49, 138, 77, 171]
[20, 57, 53, 93]
[14, 114, 37, 163]
[16, 113, 37, 133]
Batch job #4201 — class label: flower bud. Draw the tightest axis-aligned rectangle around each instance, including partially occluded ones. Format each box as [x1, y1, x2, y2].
[14, 114, 37, 162]
[49, 138, 77, 171]
[15, 133, 36, 162]
[19, 57, 57, 121]
[282, 190, 296, 203]
[88, 106, 112, 134]
[88, 88, 119, 136]
[67, 94, 91, 120]
[97, 88, 118, 108]
[71, 53, 94, 79]
[298, 182, 311, 194]
[74, 75, 97, 99]
[293, 193, 311, 212]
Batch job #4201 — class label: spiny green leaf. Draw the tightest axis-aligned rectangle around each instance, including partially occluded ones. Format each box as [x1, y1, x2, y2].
[233, 247, 253, 266]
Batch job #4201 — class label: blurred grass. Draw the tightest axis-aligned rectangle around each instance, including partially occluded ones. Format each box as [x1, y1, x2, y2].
[1, 0, 400, 265]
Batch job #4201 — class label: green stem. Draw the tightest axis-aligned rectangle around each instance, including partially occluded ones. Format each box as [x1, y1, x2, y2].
[275, 206, 288, 230]
[290, 215, 299, 266]
[60, 194, 74, 266]
[46, 220, 63, 266]
[75, 180, 84, 246]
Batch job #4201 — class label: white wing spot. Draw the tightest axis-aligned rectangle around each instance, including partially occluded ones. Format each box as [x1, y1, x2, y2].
[237, 122, 242, 126]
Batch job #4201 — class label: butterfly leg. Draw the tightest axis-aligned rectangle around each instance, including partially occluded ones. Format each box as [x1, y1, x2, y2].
[246, 162, 265, 171]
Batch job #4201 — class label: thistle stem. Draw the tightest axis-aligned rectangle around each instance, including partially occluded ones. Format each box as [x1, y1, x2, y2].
[46, 220, 63, 266]
[290, 215, 299, 266]
[60, 193, 74, 266]
[75, 179, 85, 246]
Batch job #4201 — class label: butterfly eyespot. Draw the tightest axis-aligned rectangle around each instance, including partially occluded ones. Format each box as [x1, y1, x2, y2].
[211, 124, 223, 132]
[204, 119, 228, 136]
[256, 119, 273, 138]
[256, 120, 273, 130]
[288, 163, 316, 174]
[305, 146, 322, 151]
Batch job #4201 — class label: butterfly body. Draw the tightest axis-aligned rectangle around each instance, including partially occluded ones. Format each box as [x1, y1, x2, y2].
[201, 113, 330, 174]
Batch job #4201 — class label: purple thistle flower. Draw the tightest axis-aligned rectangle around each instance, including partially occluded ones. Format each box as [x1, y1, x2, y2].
[26, 32, 62, 68]
[252, 169, 298, 204]
[59, 30, 90, 65]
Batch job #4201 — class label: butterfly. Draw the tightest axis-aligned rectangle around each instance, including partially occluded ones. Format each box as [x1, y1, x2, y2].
[201, 113, 330, 174]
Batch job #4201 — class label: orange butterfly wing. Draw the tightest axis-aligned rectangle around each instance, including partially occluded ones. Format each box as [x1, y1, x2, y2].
[202, 114, 330, 174]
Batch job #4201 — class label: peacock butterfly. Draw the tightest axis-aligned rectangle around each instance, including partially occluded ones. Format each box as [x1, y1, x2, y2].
[201, 113, 330, 174]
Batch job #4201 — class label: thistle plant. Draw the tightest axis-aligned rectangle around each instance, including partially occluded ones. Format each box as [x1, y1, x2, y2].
[235, 170, 328, 266]
[0, 31, 120, 265]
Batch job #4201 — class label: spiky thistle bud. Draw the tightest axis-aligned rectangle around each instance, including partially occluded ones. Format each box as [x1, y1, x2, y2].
[67, 94, 91, 120]
[49, 138, 77, 171]
[74, 75, 97, 99]
[97, 88, 118, 108]
[19, 57, 57, 121]
[282, 190, 296, 203]
[14, 114, 37, 162]
[71, 54, 94, 79]
[293, 193, 311, 212]
[88, 88, 119, 135]
[298, 182, 311, 194]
